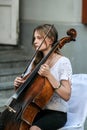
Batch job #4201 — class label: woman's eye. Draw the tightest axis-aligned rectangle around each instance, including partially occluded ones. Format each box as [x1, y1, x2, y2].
[37, 36, 43, 40]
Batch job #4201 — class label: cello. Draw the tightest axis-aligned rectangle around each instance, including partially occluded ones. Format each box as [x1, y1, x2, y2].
[0, 27, 77, 130]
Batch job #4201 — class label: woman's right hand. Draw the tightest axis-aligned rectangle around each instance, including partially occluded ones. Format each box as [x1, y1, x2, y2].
[14, 76, 25, 90]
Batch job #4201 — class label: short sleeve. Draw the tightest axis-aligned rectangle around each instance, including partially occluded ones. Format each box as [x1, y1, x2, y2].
[59, 57, 72, 82]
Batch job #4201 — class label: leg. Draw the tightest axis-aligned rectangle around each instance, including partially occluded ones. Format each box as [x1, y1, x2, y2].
[32, 109, 67, 130]
[30, 125, 41, 130]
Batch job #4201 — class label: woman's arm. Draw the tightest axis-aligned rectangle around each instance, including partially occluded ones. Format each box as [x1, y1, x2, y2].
[46, 73, 71, 101]
[38, 63, 71, 101]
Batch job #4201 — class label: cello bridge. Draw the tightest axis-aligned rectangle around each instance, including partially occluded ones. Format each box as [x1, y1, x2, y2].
[6, 105, 16, 113]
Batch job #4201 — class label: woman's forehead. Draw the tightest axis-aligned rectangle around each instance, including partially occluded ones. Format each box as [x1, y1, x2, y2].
[34, 30, 45, 36]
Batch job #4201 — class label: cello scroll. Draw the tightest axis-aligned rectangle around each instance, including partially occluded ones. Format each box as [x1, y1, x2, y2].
[58, 28, 77, 49]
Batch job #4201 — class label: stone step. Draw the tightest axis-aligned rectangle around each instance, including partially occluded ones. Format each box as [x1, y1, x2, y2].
[0, 67, 27, 89]
[0, 67, 25, 76]
[0, 48, 31, 90]
[0, 81, 14, 90]
[0, 60, 28, 69]
[0, 49, 30, 68]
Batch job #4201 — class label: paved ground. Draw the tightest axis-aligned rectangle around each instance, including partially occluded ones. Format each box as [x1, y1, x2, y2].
[0, 89, 87, 129]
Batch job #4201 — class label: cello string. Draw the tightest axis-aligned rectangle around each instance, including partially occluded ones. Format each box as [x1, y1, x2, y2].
[21, 24, 54, 77]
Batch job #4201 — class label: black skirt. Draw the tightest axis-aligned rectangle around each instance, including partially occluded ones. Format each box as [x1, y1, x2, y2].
[32, 109, 67, 130]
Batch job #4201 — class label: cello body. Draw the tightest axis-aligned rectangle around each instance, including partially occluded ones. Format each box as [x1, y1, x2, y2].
[0, 28, 77, 130]
[0, 75, 53, 130]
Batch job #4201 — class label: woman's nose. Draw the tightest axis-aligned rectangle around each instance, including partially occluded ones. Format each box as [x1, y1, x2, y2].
[34, 38, 38, 45]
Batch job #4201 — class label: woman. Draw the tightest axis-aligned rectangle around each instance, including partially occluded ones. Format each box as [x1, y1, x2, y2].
[14, 24, 72, 130]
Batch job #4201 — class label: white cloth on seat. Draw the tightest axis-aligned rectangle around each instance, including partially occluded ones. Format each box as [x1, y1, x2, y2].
[59, 74, 87, 130]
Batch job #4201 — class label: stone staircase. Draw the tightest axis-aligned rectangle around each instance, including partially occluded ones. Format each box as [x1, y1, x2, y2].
[0, 48, 30, 89]
[0, 47, 30, 110]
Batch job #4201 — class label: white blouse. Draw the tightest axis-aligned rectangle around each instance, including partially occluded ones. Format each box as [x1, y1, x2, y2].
[25, 56, 72, 113]
[45, 56, 72, 112]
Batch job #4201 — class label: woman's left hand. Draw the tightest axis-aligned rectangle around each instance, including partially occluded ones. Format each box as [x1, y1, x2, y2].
[38, 64, 50, 77]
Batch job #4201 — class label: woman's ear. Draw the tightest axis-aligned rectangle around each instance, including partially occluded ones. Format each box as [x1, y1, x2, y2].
[48, 38, 54, 45]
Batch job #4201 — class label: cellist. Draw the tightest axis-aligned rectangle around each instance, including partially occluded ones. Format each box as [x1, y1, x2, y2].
[14, 24, 72, 130]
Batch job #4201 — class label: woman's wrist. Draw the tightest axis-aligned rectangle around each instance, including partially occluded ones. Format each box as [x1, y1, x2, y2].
[53, 82, 62, 90]
[46, 72, 62, 90]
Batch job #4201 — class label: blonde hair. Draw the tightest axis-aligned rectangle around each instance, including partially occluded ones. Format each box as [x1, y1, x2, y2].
[32, 24, 60, 69]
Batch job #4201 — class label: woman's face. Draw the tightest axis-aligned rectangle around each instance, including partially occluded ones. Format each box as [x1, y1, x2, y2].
[33, 30, 52, 54]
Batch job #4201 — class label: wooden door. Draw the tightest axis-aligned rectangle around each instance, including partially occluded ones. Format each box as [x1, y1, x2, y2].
[82, 0, 87, 24]
[0, 0, 19, 45]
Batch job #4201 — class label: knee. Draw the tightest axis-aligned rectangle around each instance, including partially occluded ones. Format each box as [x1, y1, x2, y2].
[30, 125, 41, 130]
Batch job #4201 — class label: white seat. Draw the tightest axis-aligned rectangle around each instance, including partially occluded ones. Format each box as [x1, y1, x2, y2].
[59, 74, 87, 130]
